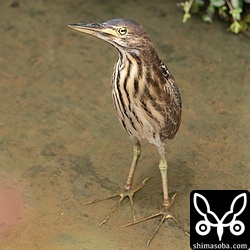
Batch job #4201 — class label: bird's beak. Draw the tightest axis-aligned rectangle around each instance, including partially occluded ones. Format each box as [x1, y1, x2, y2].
[68, 22, 117, 39]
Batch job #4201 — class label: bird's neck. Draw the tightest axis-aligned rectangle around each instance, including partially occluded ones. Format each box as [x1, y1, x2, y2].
[112, 46, 163, 100]
[116, 46, 161, 74]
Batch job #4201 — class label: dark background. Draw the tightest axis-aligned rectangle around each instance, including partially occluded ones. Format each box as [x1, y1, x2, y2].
[190, 190, 249, 249]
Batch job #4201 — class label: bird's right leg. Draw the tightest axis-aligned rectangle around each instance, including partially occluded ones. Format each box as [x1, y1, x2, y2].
[124, 151, 189, 246]
[83, 141, 149, 225]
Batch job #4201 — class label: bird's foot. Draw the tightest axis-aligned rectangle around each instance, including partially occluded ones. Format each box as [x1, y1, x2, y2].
[124, 193, 190, 246]
[83, 177, 149, 225]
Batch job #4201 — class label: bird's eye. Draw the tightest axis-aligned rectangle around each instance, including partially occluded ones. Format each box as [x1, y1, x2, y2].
[118, 27, 127, 35]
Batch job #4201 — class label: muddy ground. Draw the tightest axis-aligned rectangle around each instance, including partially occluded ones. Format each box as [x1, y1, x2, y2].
[0, 1, 249, 249]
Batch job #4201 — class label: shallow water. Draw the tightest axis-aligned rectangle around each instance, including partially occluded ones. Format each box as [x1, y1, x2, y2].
[0, 1, 249, 249]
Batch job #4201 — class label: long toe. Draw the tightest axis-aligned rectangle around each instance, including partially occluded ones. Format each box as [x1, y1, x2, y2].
[124, 194, 189, 246]
[83, 178, 150, 225]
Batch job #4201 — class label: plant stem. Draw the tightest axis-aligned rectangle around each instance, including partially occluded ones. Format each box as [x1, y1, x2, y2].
[225, 0, 237, 23]
[187, 0, 194, 13]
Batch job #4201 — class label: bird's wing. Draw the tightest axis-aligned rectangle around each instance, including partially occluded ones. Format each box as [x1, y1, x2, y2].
[160, 61, 182, 140]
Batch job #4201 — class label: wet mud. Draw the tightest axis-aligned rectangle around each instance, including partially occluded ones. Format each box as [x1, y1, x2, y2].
[0, 1, 249, 249]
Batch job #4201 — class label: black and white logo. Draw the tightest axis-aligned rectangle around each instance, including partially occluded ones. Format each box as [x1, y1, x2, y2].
[190, 190, 249, 250]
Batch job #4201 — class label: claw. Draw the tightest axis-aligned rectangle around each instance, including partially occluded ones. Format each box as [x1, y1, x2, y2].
[124, 193, 189, 246]
[83, 178, 150, 225]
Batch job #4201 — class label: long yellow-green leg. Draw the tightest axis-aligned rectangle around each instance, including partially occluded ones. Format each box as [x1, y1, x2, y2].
[159, 157, 170, 207]
[84, 141, 149, 225]
[125, 150, 188, 246]
[124, 141, 141, 191]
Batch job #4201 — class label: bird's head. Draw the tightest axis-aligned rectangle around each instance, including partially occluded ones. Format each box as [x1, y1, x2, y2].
[68, 18, 153, 53]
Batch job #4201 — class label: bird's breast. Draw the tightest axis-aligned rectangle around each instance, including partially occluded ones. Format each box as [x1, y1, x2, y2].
[111, 55, 168, 146]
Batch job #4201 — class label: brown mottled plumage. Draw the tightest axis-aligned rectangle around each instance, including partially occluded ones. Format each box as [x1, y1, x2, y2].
[68, 18, 186, 246]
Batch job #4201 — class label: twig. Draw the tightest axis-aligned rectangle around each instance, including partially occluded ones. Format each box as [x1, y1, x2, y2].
[225, 0, 237, 23]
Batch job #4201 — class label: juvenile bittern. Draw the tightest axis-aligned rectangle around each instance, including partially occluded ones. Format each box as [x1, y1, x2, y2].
[68, 18, 183, 246]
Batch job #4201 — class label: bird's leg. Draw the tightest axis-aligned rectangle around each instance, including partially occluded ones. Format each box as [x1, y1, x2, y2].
[125, 153, 189, 246]
[83, 141, 149, 225]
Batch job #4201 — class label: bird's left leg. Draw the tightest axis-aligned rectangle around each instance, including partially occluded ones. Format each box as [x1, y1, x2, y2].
[83, 141, 149, 225]
[125, 150, 189, 246]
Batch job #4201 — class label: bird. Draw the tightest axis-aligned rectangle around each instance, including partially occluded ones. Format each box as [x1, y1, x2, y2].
[68, 18, 185, 246]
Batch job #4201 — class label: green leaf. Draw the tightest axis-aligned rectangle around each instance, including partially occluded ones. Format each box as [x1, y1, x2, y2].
[191, 0, 204, 13]
[231, 0, 243, 8]
[229, 21, 242, 33]
[194, 0, 205, 5]
[182, 1, 191, 13]
[229, 7, 242, 20]
[210, 0, 226, 7]
[218, 6, 229, 20]
[244, 14, 250, 23]
[239, 21, 249, 31]
[207, 4, 215, 14]
[183, 13, 191, 23]
[202, 14, 213, 23]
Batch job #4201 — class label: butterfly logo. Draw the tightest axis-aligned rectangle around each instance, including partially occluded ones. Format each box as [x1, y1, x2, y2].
[193, 192, 247, 241]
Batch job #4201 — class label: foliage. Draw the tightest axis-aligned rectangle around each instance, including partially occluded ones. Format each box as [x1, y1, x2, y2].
[180, 0, 250, 34]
